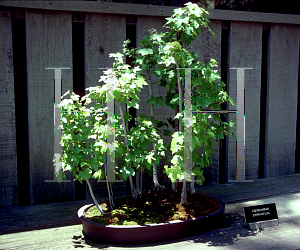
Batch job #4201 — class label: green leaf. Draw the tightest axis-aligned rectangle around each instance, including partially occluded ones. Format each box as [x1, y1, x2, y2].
[213, 113, 221, 122]
[170, 96, 179, 105]
[174, 112, 183, 120]
[127, 99, 139, 109]
[141, 35, 150, 46]
[145, 153, 154, 164]
[79, 171, 88, 180]
[231, 131, 237, 141]
[141, 141, 149, 150]
[229, 97, 236, 107]
[93, 170, 102, 180]
[123, 112, 132, 121]
[137, 48, 153, 56]
[173, 8, 185, 15]
[229, 119, 236, 128]
[170, 133, 184, 153]
[138, 114, 149, 119]
[120, 166, 135, 180]
[147, 96, 156, 105]
[216, 132, 224, 140]
[156, 96, 164, 107]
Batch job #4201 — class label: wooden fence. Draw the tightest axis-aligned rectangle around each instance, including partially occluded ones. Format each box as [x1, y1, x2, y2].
[0, 1, 300, 208]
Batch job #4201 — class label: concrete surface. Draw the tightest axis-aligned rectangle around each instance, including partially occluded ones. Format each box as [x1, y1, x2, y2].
[1, 174, 300, 249]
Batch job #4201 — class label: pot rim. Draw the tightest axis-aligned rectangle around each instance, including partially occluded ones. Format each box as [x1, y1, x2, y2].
[78, 195, 225, 229]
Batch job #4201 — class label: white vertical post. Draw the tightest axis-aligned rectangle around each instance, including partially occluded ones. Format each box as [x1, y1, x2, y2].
[180, 67, 252, 183]
[45, 67, 71, 183]
[184, 68, 192, 181]
[106, 69, 116, 182]
[98, 68, 122, 183]
[229, 67, 253, 182]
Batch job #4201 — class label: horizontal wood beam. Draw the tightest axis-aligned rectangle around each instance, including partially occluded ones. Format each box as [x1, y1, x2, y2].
[1, 1, 300, 24]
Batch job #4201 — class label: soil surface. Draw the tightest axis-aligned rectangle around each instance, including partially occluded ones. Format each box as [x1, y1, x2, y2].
[85, 188, 220, 226]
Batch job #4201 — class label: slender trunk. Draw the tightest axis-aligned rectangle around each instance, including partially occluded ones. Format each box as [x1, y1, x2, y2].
[86, 179, 105, 215]
[181, 179, 187, 204]
[190, 174, 196, 194]
[128, 175, 137, 198]
[175, 105, 179, 132]
[175, 60, 182, 132]
[106, 179, 115, 210]
[172, 182, 177, 192]
[147, 68, 164, 191]
[172, 70, 180, 193]
[140, 167, 143, 194]
[175, 59, 187, 204]
[135, 168, 143, 196]
[172, 103, 179, 192]
[117, 102, 137, 198]
[147, 68, 157, 185]
[136, 169, 140, 195]
[126, 104, 129, 133]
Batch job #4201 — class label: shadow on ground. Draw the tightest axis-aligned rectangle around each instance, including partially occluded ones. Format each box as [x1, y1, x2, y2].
[69, 212, 258, 249]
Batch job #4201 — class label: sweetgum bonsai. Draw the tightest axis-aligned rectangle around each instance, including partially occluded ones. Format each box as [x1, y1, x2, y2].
[55, 2, 235, 217]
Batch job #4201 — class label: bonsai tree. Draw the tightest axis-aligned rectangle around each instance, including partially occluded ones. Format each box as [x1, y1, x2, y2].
[124, 2, 236, 204]
[55, 52, 166, 214]
[55, 2, 235, 214]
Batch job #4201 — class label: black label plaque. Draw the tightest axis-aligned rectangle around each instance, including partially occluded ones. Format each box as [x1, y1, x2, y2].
[244, 203, 278, 224]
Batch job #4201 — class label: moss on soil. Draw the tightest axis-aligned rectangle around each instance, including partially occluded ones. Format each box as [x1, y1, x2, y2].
[85, 188, 220, 226]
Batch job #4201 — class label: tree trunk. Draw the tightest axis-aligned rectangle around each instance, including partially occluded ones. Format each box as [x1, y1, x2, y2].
[136, 169, 140, 195]
[181, 179, 187, 204]
[172, 74, 180, 193]
[117, 102, 137, 198]
[86, 179, 105, 215]
[176, 60, 182, 132]
[190, 174, 196, 194]
[106, 179, 115, 210]
[172, 182, 177, 192]
[147, 68, 165, 191]
[175, 59, 188, 204]
[140, 167, 143, 194]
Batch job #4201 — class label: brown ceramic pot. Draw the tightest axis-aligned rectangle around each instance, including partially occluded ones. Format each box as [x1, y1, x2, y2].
[78, 197, 225, 244]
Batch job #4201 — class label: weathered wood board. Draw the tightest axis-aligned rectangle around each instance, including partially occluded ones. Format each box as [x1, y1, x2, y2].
[85, 13, 126, 88]
[2, 1, 300, 26]
[0, 9, 18, 208]
[26, 9, 74, 205]
[228, 21, 262, 181]
[85, 13, 126, 126]
[265, 24, 299, 177]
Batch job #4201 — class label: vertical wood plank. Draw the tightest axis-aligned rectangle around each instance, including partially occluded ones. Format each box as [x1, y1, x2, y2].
[228, 21, 262, 181]
[85, 13, 126, 118]
[188, 20, 222, 65]
[85, 13, 126, 88]
[136, 16, 173, 185]
[0, 9, 17, 208]
[188, 20, 222, 185]
[26, 9, 73, 205]
[85, 13, 126, 198]
[265, 24, 300, 177]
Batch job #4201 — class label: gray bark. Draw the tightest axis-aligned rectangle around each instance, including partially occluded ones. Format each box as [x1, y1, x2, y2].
[86, 179, 105, 215]
[117, 102, 137, 198]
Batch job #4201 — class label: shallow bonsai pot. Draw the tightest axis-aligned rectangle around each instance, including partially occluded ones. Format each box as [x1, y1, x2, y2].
[78, 197, 225, 244]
